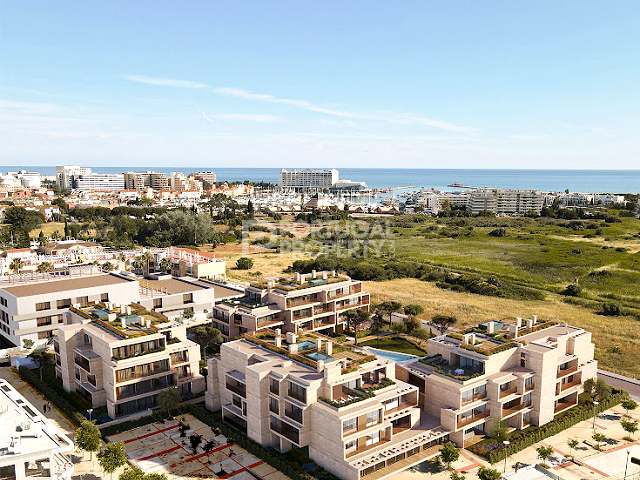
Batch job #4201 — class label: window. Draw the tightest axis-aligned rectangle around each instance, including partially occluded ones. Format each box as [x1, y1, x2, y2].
[343, 417, 357, 433]
[101, 293, 109, 302]
[37, 331, 51, 339]
[77, 296, 89, 307]
[36, 302, 50, 311]
[57, 298, 71, 309]
[74, 368, 80, 380]
[37, 317, 52, 327]
[525, 377, 534, 390]
[345, 440, 356, 451]
[366, 410, 380, 426]
[284, 402, 303, 424]
[153, 298, 162, 309]
[365, 431, 380, 446]
[232, 394, 242, 409]
[269, 397, 279, 414]
[183, 293, 193, 304]
[269, 378, 280, 395]
[288, 382, 306, 403]
[0, 297, 8, 307]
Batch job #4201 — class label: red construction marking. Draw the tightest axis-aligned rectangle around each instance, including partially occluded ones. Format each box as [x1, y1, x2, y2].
[218, 467, 248, 479]
[124, 423, 179, 444]
[170, 443, 231, 467]
[456, 462, 481, 473]
[247, 461, 264, 469]
[137, 444, 183, 461]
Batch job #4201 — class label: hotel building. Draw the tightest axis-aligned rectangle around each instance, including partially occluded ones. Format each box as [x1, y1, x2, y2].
[211, 271, 370, 340]
[279, 169, 339, 192]
[0, 378, 74, 480]
[54, 302, 204, 419]
[206, 331, 449, 480]
[398, 317, 597, 446]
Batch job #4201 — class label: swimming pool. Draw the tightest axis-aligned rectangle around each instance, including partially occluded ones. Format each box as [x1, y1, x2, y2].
[306, 351, 333, 361]
[298, 340, 316, 351]
[365, 347, 419, 363]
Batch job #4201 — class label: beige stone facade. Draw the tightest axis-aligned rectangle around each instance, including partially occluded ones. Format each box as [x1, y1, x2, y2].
[211, 270, 370, 340]
[397, 317, 597, 447]
[54, 302, 204, 419]
[205, 331, 449, 480]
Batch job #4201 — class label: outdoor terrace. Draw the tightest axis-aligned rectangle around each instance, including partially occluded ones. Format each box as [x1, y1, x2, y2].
[72, 302, 170, 339]
[419, 354, 485, 381]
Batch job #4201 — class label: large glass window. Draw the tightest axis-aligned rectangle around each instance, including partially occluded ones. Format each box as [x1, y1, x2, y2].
[288, 381, 306, 403]
[343, 417, 357, 433]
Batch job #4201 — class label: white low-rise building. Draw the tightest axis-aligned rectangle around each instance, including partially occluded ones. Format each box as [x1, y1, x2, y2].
[0, 379, 74, 480]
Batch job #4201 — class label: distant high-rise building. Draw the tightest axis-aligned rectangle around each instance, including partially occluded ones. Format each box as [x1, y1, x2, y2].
[280, 168, 339, 192]
[56, 165, 92, 189]
[74, 173, 124, 191]
[192, 171, 217, 188]
[123, 171, 169, 190]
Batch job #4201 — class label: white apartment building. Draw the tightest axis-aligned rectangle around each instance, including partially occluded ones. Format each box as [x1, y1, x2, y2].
[206, 331, 449, 480]
[0, 272, 138, 347]
[123, 172, 169, 190]
[398, 317, 597, 446]
[74, 173, 125, 191]
[0, 378, 74, 480]
[54, 302, 204, 418]
[56, 166, 92, 190]
[211, 271, 370, 341]
[466, 189, 543, 216]
[280, 169, 339, 192]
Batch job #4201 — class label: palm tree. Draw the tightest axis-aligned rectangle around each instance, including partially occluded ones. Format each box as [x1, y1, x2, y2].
[36, 261, 54, 273]
[9, 258, 24, 273]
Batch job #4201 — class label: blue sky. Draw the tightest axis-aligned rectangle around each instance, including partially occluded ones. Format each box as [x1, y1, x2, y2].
[1, 1, 639, 169]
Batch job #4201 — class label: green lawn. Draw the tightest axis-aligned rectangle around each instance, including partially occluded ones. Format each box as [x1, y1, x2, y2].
[360, 336, 427, 356]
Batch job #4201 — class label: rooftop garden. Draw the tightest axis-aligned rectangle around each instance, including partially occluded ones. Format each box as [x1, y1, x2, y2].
[250, 274, 350, 292]
[71, 302, 169, 339]
[419, 354, 485, 381]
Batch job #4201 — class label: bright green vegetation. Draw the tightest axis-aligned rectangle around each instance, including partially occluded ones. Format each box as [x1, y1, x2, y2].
[360, 336, 428, 356]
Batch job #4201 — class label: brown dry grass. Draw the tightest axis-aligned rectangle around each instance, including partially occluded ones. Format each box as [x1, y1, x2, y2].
[366, 278, 640, 377]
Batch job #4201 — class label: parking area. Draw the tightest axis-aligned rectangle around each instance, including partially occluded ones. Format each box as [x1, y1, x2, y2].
[107, 414, 290, 480]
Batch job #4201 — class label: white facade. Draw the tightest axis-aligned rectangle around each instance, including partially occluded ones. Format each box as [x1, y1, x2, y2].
[280, 169, 339, 192]
[0, 379, 74, 480]
[55, 166, 92, 190]
[74, 173, 125, 191]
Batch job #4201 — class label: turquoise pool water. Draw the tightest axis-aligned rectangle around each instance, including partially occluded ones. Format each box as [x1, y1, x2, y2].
[306, 352, 333, 361]
[298, 340, 316, 351]
[366, 347, 418, 363]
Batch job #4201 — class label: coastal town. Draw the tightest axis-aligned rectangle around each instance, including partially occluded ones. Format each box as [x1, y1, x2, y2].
[0, 165, 637, 480]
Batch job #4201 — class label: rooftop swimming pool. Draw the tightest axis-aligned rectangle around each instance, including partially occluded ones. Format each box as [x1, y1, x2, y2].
[365, 347, 418, 363]
[306, 351, 333, 362]
[298, 340, 317, 351]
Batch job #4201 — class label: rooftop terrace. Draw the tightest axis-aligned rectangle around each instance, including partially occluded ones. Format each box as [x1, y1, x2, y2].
[249, 270, 351, 292]
[71, 302, 170, 339]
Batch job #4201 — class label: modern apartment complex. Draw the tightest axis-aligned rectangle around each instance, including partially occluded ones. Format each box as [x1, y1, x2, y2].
[0, 272, 138, 347]
[55, 165, 92, 190]
[211, 271, 370, 340]
[0, 268, 220, 347]
[54, 302, 204, 418]
[204, 317, 597, 479]
[206, 331, 449, 480]
[73, 173, 125, 191]
[0, 378, 74, 480]
[398, 317, 597, 446]
[279, 169, 339, 192]
[466, 189, 544, 215]
[123, 171, 169, 190]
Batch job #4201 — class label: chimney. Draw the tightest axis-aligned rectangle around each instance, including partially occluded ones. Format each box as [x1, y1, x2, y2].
[316, 338, 322, 351]
[288, 343, 299, 354]
[120, 305, 126, 314]
[527, 318, 534, 329]
[286, 332, 297, 344]
[516, 317, 523, 328]
[275, 336, 282, 348]
[326, 341, 333, 356]
[487, 321, 495, 334]
[126, 305, 132, 315]
[312, 269, 317, 279]
[463, 333, 475, 345]
[295, 272, 301, 282]
[316, 359, 325, 372]
[532, 315, 538, 324]
[267, 280, 274, 289]
[331, 270, 336, 277]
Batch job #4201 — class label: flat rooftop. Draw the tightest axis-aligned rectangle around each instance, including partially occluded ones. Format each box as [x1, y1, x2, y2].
[140, 277, 206, 295]
[0, 379, 73, 458]
[210, 283, 244, 300]
[1, 273, 131, 297]
[518, 324, 583, 345]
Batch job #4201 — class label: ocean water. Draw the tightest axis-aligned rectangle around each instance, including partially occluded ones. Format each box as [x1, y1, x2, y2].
[2, 166, 639, 192]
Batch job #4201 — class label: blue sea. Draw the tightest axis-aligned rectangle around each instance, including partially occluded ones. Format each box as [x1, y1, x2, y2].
[1, 166, 639, 193]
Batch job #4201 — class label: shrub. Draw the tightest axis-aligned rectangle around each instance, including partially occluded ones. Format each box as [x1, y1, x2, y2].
[488, 228, 506, 237]
[601, 302, 622, 316]
[236, 257, 254, 270]
[563, 283, 582, 296]
[468, 389, 627, 463]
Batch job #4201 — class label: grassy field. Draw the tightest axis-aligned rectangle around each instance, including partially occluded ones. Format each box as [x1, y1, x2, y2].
[365, 278, 640, 377]
[30, 222, 65, 237]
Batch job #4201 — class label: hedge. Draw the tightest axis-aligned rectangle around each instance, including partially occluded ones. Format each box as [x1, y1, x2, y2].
[187, 404, 340, 480]
[468, 389, 628, 463]
[18, 365, 86, 425]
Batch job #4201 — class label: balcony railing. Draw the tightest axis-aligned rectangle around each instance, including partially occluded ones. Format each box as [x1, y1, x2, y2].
[554, 400, 577, 413]
[287, 296, 320, 308]
[560, 376, 582, 393]
[226, 378, 246, 398]
[457, 410, 490, 429]
[270, 418, 300, 444]
[336, 300, 369, 311]
[499, 385, 518, 398]
[557, 364, 578, 378]
[502, 402, 530, 417]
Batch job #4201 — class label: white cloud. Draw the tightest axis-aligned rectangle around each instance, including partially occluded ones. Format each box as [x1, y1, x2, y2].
[202, 112, 282, 123]
[120, 75, 472, 133]
[123, 74, 209, 89]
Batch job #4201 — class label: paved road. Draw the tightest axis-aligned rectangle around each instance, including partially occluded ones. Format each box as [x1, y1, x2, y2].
[599, 369, 640, 400]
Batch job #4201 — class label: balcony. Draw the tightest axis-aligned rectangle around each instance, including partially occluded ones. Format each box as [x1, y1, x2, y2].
[292, 309, 314, 321]
[502, 402, 531, 418]
[557, 364, 579, 378]
[270, 418, 300, 444]
[287, 296, 320, 308]
[336, 300, 369, 311]
[559, 375, 582, 393]
[457, 409, 490, 429]
[314, 304, 334, 314]
[226, 377, 246, 398]
[554, 399, 577, 414]
[499, 384, 518, 399]
[461, 392, 487, 406]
